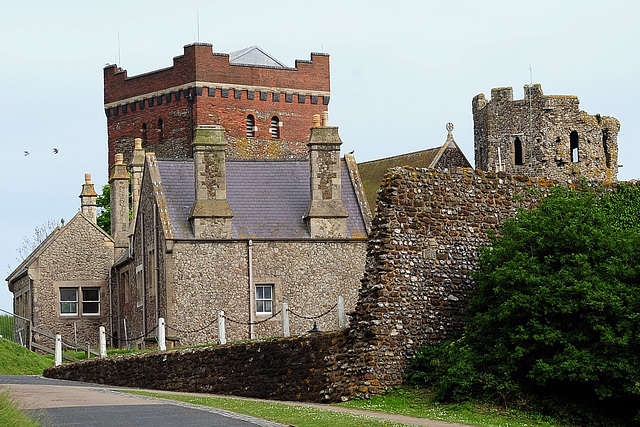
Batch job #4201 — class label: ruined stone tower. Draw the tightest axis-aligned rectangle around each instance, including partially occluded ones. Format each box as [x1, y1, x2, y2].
[473, 85, 620, 183]
[104, 43, 330, 169]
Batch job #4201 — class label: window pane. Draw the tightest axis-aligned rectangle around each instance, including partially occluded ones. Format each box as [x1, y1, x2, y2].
[83, 302, 99, 314]
[263, 286, 272, 299]
[256, 287, 264, 299]
[60, 288, 77, 302]
[83, 288, 99, 302]
[60, 302, 77, 315]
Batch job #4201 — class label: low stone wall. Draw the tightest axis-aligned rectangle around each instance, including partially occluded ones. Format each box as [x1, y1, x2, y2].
[44, 330, 374, 402]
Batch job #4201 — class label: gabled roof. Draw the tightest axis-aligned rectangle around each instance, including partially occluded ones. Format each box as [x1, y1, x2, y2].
[358, 129, 472, 209]
[6, 213, 114, 287]
[155, 158, 369, 240]
[229, 46, 288, 69]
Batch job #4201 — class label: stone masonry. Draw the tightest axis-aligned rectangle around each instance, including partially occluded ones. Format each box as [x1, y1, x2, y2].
[473, 85, 619, 184]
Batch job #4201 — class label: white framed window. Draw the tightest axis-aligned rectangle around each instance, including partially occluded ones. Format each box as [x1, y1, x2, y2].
[246, 114, 256, 137]
[60, 288, 78, 316]
[255, 284, 273, 314]
[82, 288, 100, 315]
[270, 116, 280, 139]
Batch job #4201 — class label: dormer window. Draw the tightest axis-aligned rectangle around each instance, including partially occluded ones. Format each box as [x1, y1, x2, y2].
[246, 114, 255, 137]
[270, 116, 280, 139]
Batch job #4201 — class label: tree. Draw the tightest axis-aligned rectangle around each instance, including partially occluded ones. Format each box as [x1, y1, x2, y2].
[15, 219, 60, 262]
[407, 185, 640, 425]
[96, 184, 111, 235]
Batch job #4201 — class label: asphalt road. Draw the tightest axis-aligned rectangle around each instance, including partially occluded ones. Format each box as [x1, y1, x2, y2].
[0, 375, 285, 427]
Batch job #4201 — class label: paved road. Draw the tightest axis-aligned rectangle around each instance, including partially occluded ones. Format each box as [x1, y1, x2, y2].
[0, 376, 284, 427]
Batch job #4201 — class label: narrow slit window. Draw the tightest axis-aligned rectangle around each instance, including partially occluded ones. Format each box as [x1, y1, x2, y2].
[158, 118, 164, 141]
[246, 115, 255, 137]
[142, 123, 147, 145]
[603, 130, 611, 168]
[270, 116, 280, 139]
[514, 137, 523, 165]
[570, 131, 579, 163]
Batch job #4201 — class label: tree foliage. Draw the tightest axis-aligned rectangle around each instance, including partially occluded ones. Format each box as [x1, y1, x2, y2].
[407, 184, 640, 425]
[96, 184, 111, 235]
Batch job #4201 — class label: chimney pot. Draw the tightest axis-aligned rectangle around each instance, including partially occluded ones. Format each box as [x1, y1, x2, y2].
[85, 173, 92, 184]
[313, 114, 321, 127]
[135, 138, 142, 150]
[115, 153, 124, 164]
[322, 111, 329, 126]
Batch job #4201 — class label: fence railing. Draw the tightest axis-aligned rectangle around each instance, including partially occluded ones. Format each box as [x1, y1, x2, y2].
[2, 296, 347, 365]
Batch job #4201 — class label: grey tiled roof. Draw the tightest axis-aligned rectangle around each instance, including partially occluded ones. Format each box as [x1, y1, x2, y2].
[157, 159, 368, 240]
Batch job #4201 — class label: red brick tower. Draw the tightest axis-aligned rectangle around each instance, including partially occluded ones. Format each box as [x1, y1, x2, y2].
[104, 43, 330, 168]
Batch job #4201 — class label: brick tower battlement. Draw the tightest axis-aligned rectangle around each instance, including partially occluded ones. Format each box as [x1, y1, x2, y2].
[473, 84, 620, 184]
[104, 43, 330, 168]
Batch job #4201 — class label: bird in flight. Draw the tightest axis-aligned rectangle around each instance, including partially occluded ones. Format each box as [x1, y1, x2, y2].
[24, 151, 30, 156]
[53, 148, 59, 154]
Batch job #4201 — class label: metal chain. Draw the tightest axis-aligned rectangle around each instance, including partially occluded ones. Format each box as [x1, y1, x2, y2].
[108, 323, 159, 342]
[165, 316, 218, 334]
[287, 303, 337, 320]
[225, 309, 282, 326]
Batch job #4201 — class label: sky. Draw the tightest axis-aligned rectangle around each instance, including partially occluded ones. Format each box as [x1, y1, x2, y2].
[1, 0, 639, 312]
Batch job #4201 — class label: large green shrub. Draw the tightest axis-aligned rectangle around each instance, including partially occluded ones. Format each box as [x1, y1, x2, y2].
[407, 184, 640, 425]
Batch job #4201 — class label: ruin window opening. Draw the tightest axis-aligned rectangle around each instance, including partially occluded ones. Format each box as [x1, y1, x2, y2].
[603, 129, 611, 168]
[246, 114, 255, 137]
[255, 284, 273, 314]
[514, 137, 524, 165]
[270, 116, 280, 139]
[570, 131, 579, 162]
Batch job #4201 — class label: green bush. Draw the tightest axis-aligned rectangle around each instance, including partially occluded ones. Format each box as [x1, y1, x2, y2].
[407, 184, 640, 425]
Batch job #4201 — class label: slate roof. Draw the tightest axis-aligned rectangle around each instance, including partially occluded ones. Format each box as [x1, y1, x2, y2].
[157, 159, 368, 240]
[229, 46, 288, 69]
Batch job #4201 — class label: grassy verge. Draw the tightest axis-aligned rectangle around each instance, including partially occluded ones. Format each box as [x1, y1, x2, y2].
[336, 386, 567, 427]
[125, 386, 569, 427]
[123, 391, 413, 427]
[0, 390, 39, 427]
[0, 338, 53, 375]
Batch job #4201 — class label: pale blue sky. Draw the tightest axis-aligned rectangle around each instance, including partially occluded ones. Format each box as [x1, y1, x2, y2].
[1, 0, 639, 311]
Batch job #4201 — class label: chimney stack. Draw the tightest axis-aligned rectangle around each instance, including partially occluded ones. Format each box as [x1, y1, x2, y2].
[131, 138, 145, 221]
[110, 153, 129, 255]
[79, 173, 98, 224]
[305, 114, 348, 238]
[189, 125, 233, 239]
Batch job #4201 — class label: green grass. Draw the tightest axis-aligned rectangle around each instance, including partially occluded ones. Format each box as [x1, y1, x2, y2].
[0, 390, 40, 427]
[336, 386, 568, 427]
[0, 338, 54, 375]
[123, 391, 413, 427]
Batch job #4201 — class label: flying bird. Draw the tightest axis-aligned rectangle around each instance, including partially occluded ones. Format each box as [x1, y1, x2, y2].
[24, 151, 30, 156]
[53, 148, 59, 154]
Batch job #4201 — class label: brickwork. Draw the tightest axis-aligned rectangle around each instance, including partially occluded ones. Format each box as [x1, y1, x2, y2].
[473, 85, 619, 183]
[104, 43, 330, 168]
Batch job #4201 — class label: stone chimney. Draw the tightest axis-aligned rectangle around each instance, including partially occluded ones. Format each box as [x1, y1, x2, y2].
[110, 153, 129, 255]
[79, 173, 98, 224]
[130, 137, 145, 221]
[189, 125, 233, 239]
[305, 113, 348, 238]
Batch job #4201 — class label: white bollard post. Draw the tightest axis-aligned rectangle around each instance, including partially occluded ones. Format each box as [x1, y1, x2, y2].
[54, 334, 62, 366]
[158, 317, 166, 351]
[282, 302, 290, 337]
[338, 295, 346, 330]
[218, 311, 226, 345]
[99, 326, 107, 358]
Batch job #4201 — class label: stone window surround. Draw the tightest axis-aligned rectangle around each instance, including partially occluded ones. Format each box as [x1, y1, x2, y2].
[54, 280, 106, 318]
[253, 277, 282, 319]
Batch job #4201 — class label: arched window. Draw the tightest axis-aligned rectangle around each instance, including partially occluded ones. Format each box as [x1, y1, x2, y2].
[142, 123, 147, 145]
[270, 116, 280, 139]
[570, 131, 579, 163]
[246, 114, 255, 137]
[158, 118, 164, 141]
[514, 137, 523, 165]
